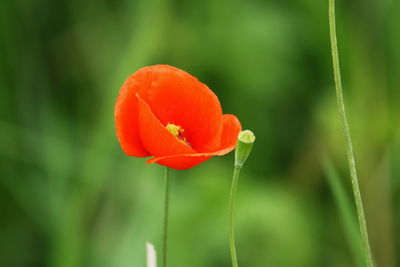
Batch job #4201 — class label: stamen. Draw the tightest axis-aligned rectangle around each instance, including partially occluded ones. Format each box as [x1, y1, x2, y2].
[165, 123, 190, 145]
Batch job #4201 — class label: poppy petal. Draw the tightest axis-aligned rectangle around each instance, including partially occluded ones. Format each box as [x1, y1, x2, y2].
[115, 81, 150, 157]
[137, 95, 196, 157]
[147, 114, 242, 169]
[220, 114, 242, 148]
[132, 65, 223, 152]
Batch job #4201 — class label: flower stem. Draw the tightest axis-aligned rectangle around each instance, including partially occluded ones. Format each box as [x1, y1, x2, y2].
[229, 167, 241, 267]
[328, 1, 374, 266]
[163, 167, 170, 267]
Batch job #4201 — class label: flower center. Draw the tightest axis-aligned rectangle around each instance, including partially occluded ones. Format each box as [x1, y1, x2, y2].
[165, 123, 190, 145]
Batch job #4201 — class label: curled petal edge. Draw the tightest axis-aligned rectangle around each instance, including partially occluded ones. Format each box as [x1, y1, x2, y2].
[146, 145, 236, 170]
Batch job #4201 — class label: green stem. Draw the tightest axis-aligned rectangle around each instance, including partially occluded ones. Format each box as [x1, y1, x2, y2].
[163, 167, 170, 267]
[328, 1, 374, 266]
[229, 167, 241, 267]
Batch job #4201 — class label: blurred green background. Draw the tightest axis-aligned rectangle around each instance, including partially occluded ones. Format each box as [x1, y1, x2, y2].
[1, 0, 399, 266]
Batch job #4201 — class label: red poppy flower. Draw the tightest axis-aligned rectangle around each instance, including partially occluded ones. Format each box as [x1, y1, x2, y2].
[115, 65, 242, 170]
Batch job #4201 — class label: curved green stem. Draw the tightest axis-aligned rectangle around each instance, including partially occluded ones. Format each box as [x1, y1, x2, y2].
[229, 167, 241, 267]
[328, 1, 374, 266]
[163, 167, 170, 267]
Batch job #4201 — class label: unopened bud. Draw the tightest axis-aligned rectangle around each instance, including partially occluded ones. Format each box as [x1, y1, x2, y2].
[234, 130, 255, 168]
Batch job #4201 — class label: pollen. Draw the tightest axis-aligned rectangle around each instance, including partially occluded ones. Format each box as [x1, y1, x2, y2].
[165, 123, 189, 145]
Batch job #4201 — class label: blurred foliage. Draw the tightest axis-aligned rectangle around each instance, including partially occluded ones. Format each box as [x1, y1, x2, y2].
[0, 0, 399, 266]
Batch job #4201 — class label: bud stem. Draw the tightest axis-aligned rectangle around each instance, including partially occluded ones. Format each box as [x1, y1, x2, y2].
[228, 130, 255, 267]
[228, 167, 241, 267]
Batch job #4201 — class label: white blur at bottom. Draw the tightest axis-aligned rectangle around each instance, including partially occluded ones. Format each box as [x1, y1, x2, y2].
[146, 242, 157, 267]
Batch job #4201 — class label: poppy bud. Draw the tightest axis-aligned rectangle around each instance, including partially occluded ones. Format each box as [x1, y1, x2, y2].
[234, 130, 255, 168]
